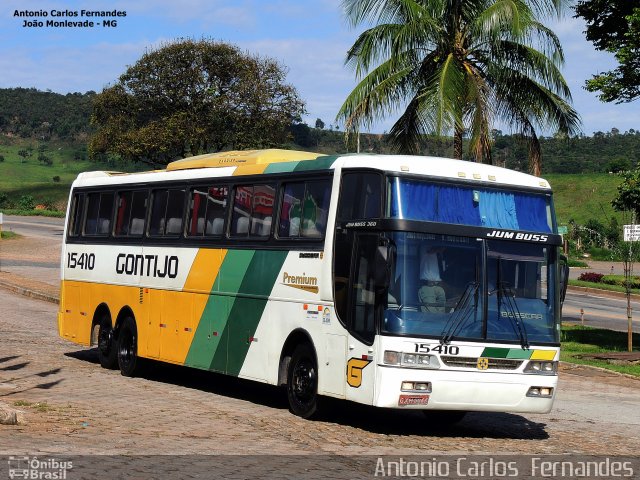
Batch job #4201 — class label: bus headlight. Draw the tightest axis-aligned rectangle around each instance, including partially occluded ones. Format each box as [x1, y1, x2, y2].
[401, 381, 432, 393]
[527, 386, 554, 397]
[524, 360, 558, 375]
[383, 351, 440, 369]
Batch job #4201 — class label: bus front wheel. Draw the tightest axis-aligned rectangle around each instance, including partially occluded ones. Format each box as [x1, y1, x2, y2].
[117, 317, 141, 377]
[287, 344, 319, 419]
[97, 313, 118, 369]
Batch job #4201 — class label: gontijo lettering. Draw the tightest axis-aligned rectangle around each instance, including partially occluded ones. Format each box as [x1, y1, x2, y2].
[116, 253, 178, 278]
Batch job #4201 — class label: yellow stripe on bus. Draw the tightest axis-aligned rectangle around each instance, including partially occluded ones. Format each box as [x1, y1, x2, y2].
[531, 350, 556, 361]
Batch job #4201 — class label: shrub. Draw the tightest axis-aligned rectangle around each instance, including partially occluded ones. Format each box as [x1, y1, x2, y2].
[0, 192, 8, 208]
[577, 272, 604, 283]
[17, 195, 35, 210]
[601, 275, 640, 289]
[52, 175, 60, 183]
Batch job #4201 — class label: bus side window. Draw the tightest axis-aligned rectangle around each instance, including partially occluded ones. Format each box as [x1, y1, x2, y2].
[83, 192, 113, 236]
[149, 188, 185, 236]
[68, 193, 84, 237]
[251, 184, 275, 237]
[279, 180, 331, 239]
[338, 173, 382, 221]
[114, 191, 132, 236]
[204, 186, 227, 236]
[230, 184, 275, 238]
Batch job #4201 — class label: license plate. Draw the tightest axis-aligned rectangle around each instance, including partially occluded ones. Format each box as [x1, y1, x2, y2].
[398, 394, 430, 406]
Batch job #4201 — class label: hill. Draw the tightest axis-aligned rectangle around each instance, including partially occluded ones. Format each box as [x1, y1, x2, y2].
[0, 88, 94, 141]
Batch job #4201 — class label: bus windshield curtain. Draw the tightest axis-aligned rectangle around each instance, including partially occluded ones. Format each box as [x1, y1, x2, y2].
[390, 179, 551, 232]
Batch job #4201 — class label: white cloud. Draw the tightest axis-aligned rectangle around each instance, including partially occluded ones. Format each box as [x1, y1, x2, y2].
[0, 41, 150, 93]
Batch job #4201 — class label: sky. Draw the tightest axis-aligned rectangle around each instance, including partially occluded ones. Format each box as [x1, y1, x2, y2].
[1, 0, 638, 137]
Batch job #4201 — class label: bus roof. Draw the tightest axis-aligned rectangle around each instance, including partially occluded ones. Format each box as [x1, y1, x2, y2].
[72, 149, 551, 191]
[166, 149, 326, 171]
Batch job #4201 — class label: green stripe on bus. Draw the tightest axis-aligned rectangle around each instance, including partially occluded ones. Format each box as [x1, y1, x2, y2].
[215, 249, 288, 376]
[505, 349, 532, 359]
[185, 250, 256, 371]
[480, 347, 509, 358]
[263, 161, 301, 174]
[481, 347, 532, 359]
[293, 155, 338, 172]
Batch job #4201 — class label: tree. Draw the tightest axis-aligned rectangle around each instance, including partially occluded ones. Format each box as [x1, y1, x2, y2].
[315, 118, 325, 130]
[338, 0, 580, 175]
[612, 167, 640, 221]
[611, 174, 640, 352]
[575, 1, 640, 103]
[90, 39, 305, 166]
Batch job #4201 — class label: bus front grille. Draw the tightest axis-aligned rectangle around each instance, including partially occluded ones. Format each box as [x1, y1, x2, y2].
[440, 356, 523, 370]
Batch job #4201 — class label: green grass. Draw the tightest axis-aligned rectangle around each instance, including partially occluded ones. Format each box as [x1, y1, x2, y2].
[2, 208, 65, 218]
[0, 230, 19, 239]
[567, 259, 589, 268]
[561, 325, 640, 377]
[568, 279, 640, 295]
[0, 137, 146, 209]
[545, 173, 622, 226]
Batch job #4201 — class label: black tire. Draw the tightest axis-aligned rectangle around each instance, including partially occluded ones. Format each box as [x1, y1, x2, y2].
[117, 316, 141, 377]
[287, 344, 319, 419]
[97, 313, 118, 369]
[422, 410, 467, 425]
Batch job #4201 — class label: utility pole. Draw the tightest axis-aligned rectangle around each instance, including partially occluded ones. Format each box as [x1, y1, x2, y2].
[622, 222, 639, 352]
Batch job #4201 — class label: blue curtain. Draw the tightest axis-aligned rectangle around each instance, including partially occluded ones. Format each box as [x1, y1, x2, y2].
[515, 194, 551, 232]
[390, 180, 438, 221]
[390, 179, 551, 232]
[437, 186, 481, 225]
[478, 191, 519, 229]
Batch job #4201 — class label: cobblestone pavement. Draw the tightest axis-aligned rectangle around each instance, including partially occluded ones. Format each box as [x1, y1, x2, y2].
[0, 287, 639, 458]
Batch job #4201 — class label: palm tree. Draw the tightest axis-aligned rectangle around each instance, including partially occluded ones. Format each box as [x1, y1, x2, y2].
[337, 0, 581, 175]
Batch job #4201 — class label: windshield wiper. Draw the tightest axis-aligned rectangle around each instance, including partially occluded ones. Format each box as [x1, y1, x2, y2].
[494, 281, 529, 349]
[440, 281, 480, 345]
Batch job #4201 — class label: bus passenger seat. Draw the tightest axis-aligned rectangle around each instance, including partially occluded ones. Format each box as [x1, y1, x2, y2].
[211, 217, 224, 235]
[236, 216, 249, 234]
[99, 219, 110, 234]
[130, 218, 144, 235]
[166, 218, 182, 235]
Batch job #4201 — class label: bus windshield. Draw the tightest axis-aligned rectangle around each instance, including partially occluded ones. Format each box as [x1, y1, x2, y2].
[383, 232, 558, 344]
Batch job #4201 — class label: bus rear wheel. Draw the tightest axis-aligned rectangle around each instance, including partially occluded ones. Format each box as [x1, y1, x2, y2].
[117, 316, 141, 377]
[287, 344, 319, 419]
[97, 313, 118, 369]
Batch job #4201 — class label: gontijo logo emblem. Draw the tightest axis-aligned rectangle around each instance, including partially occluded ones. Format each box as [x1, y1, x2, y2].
[477, 357, 489, 370]
[347, 357, 371, 388]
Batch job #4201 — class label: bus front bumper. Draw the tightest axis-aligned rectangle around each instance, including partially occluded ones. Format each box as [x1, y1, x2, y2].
[374, 365, 557, 413]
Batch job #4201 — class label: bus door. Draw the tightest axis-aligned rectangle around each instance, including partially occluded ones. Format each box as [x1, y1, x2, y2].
[345, 233, 379, 405]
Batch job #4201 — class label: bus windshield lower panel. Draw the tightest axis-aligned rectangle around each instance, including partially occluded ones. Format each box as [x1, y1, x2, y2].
[383, 232, 558, 344]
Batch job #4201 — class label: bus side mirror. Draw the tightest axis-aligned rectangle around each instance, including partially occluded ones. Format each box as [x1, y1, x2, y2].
[375, 245, 391, 291]
[375, 241, 396, 293]
[559, 254, 569, 306]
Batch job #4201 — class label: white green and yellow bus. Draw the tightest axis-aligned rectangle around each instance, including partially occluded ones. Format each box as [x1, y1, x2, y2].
[58, 149, 564, 420]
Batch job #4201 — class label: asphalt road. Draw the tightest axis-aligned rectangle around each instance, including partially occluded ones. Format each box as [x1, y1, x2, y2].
[562, 291, 640, 333]
[2, 214, 65, 239]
